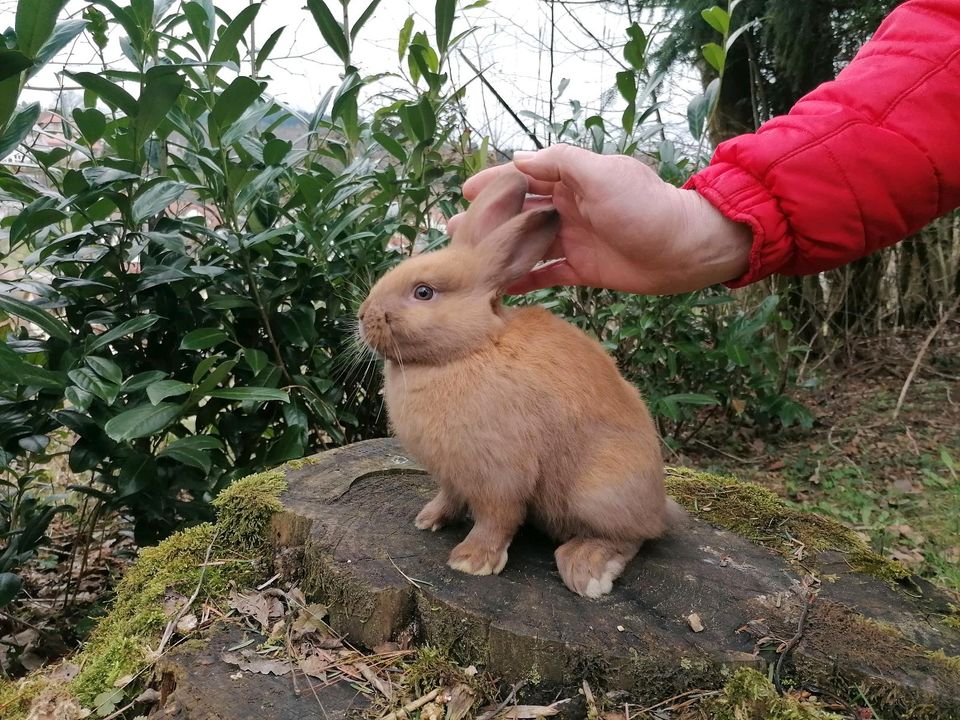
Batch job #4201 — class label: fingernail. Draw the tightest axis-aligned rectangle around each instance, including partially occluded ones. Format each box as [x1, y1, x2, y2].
[513, 150, 535, 162]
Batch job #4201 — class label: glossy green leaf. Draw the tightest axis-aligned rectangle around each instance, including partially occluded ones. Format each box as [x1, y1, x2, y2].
[206, 387, 289, 402]
[351, 0, 382, 41]
[31, 19, 87, 76]
[0, 102, 40, 161]
[147, 379, 193, 405]
[256, 26, 285, 70]
[306, 0, 349, 65]
[210, 2, 261, 66]
[68, 367, 119, 404]
[373, 131, 407, 162]
[132, 180, 188, 223]
[662, 393, 720, 406]
[209, 76, 263, 138]
[105, 402, 183, 442]
[0, 51, 33, 83]
[398, 16, 414, 60]
[701, 6, 730, 36]
[183, 1, 214, 52]
[243, 348, 269, 374]
[0, 294, 70, 340]
[117, 453, 156, 498]
[615, 70, 636, 104]
[16, 0, 68, 59]
[85, 356, 123, 385]
[135, 68, 186, 145]
[435, 0, 456, 55]
[399, 95, 436, 144]
[87, 315, 161, 352]
[157, 436, 216, 472]
[180, 327, 228, 350]
[701, 42, 725, 73]
[687, 77, 719, 140]
[65, 72, 138, 117]
[72, 107, 106, 143]
[623, 23, 646, 70]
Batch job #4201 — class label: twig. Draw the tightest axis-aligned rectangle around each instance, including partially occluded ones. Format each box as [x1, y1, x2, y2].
[155, 530, 219, 657]
[357, 660, 394, 701]
[582, 679, 599, 719]
[477, 680, 527, 720]
[378, 687, 442, 720]
[691, 439, 764, 465]
[773, 591, 815, 694]
[458, 52, 543, 149]
[388, 556, 434, 589]
[630, 688, 721, 714]
[99, 701, 136, 720]
[893, 295, 960, 419]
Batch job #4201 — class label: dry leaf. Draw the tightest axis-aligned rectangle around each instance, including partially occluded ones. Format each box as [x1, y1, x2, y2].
[498, 705, 562, 718]
[687, 613, 705, 633]
[298, 655, 330, 680]
[287, 586, 307, 607]
[445, 683, 475, 720]
[221, 649, 291, 676]
[228, 589, 283, 632]
[291, 603, 329, 638]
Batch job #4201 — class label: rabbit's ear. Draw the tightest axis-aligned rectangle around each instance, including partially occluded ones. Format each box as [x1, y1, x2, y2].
[479, 208, 560, 291]
[451, 171, 528, 247]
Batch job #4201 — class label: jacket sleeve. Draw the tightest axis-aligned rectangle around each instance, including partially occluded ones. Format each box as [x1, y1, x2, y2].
[684, 0, 960, 288]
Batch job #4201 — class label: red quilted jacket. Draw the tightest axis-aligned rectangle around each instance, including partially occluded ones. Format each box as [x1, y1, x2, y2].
[686, 0, 960, 288]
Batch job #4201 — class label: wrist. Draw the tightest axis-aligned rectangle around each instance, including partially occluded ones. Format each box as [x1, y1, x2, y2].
[682, 189, 753, 289]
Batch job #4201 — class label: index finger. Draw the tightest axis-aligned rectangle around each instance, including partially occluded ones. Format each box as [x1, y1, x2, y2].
[463, 161, 557, 200]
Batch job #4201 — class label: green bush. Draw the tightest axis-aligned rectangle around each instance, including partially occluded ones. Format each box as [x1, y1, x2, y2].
[0, 0, 473, 552]
[0, 0, 808, 605]
[528, 287, 812, 447]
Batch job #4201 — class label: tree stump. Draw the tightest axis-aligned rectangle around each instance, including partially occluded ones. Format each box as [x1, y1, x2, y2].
[270, 438, 960, 718]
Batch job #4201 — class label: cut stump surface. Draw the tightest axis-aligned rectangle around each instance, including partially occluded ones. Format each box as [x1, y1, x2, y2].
[269, 438, 960, 717]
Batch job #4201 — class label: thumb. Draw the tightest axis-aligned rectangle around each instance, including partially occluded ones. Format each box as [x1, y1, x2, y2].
[512, 144, 604, 195]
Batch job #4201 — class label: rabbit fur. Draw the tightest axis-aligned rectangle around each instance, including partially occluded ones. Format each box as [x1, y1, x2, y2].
[358, 170, 672, 598]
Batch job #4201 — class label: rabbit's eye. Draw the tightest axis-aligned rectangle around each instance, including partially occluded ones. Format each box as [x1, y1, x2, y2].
[413, 284, 435, 301]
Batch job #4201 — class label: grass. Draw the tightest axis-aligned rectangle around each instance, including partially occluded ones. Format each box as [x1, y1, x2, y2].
[689, 364, 960, 590]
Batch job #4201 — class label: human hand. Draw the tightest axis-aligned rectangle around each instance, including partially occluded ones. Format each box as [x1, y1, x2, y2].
[447, 145, 753, 295]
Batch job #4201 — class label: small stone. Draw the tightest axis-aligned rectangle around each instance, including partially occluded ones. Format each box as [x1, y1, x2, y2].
[687, 613, 705, 633]
[176, 613, 198, 634]
[616, 625, 625, 632]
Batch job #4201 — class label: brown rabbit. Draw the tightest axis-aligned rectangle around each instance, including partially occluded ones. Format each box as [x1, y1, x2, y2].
[358, 171, 671, 598]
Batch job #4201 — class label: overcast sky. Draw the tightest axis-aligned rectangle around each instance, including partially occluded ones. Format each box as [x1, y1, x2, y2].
[0, 0, 701, 150]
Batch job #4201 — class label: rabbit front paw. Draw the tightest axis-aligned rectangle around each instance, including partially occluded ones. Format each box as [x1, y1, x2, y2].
[447, 539, 509, 576]
[414, 491, 463, 531]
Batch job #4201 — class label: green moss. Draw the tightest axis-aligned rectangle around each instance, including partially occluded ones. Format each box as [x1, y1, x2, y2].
[666, 467, 909, 582]
[64, 468, 288, 706]
[706, 668, 843, 720]
[0, 677, 45, 719]
[394, 646, 495, 713]
[285, 456, 319, 470]
[927, 649, 960, 674]
[212, 468, 286, 550]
